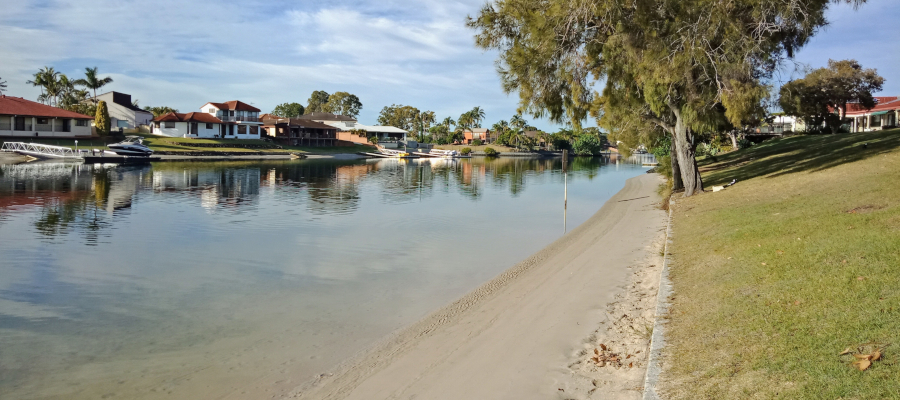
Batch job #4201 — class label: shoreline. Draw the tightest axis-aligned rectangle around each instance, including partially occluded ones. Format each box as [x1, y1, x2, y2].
[286, 173, 668, 400]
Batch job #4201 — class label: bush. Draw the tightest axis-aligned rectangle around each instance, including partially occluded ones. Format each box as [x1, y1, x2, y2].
[460, 147, 472, 155]
[736, 138, 753, 149]
[572, 134, 604, 155]
[483, 147, 499, 157]
[472, 139, 483, 146]
[695, 142, 720, 158]
[95, 100, 110, 137]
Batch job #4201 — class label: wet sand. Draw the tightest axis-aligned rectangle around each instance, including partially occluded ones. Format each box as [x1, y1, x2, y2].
[288, 173, 668, 400]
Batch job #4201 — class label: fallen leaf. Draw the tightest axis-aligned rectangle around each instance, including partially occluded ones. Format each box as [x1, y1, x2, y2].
[839, 347, 852, 355]
[842, 259, 848, 264]
[591, 356, 600, 363]
[761, 262, 767, 266]
[872, 350, 882, 361]
[594, 348, 600, 356]
[854, 359, 871, 371]
[853, 354, 871, 360]
[559, 388, 565, 392]
[600, 344, 607, 351]
[758, 244, 762, 247]
[626, 354, 632, 359]
[629, 362, 633, 368]
[857, 276, 865, 281]
[793, 300, 801, 306]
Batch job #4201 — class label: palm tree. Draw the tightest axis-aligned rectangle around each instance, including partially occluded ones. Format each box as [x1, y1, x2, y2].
[442, 116, 455, 129]
[144, 106, 178, 117]
[74, 67, 114, 103]
[0, 77, 6, 93]
[27, 67, 59, 104]
[419, 111, 436, 138]
[469, 106, 485, 128]
[510, 114, 527, 131]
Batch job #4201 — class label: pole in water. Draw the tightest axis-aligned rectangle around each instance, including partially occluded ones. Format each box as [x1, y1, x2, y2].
[563, 150, 568, 233]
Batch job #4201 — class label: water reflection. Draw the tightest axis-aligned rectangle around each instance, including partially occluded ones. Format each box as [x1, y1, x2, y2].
[0, 156, 644, 400]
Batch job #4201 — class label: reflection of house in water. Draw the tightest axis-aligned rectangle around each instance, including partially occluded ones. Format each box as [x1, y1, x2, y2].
[151, 167, 261, 210]
[101, 165, 150, 213]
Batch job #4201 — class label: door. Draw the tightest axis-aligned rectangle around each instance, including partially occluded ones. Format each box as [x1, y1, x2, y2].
[190, 122, 198, 135]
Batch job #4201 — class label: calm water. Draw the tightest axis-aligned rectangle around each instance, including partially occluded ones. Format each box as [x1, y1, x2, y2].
[0, 157, 645, 399]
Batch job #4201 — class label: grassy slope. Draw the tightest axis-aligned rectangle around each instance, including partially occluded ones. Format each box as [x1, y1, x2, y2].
[663, 130, 900, 399]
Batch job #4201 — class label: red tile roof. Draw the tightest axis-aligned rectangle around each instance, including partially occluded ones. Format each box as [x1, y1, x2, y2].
[203, 101, 260, 112]
[844, 96, 900, 116]
[153, 112, 223, 123]
[0, 95, 94, 119]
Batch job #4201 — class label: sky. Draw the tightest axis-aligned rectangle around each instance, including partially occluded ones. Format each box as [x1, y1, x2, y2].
[1, 0, 898, 132]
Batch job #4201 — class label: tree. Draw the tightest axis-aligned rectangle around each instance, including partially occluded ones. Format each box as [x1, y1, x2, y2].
[572, 134, 604, 155]
[27, 67, 58, 104]
[306, 90, 331, 113]
[144, 106, 178, 117]
[779, 59, 884, 133]
[468, 0, 864, 196]
[74, 67, 113, 104]
[469, 106, 485, 127]
[324, 92, 363, 118]
[95, 100, 111, 137]
[377, 104, 421, 132]
[271, 102, 305, 118]
[0, 77, 6, 93]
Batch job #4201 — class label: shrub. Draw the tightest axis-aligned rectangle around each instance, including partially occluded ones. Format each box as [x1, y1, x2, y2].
[472, 139, 483, 146]
[572, 134, 604, 155]
[483, 147, 499, 157]
[737, 138, 753, 149]
[95, 100, 110, 137]
[460, 147, 472, 155]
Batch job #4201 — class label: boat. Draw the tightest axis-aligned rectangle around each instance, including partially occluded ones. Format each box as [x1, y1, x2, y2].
[376, 147, 417, 158]
[107, 136, 153, 157]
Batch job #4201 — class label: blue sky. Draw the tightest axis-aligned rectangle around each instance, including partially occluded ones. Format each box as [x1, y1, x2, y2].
[1, 0, 897, 131]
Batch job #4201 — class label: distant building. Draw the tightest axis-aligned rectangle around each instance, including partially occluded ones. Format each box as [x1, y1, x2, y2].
[294, 112, 407, 147]
[843, 96, 900, 132]
[260, 114, 339, 146]
[95, 91, 153, 129]
[463, 128, 491, 144]
[200, 101, 263, 139]
[151, 112, 223, 138]
[0, 94, 94, 137]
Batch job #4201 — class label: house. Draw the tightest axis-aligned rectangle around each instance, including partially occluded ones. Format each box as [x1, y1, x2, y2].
[843, 97, 900, 132]
[0, 94, 94, 137]
[151, 112, 223, 138]
[260, 114, 339, 146]
[200, 100, 263, 139]
[524, 130, 546, 149]
[463, 128, 492, 144]
[295, 112, 408, 147]
[96, 91, 153, 130]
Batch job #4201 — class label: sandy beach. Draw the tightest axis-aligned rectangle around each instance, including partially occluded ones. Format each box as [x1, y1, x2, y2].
[288, 173, 668, 400]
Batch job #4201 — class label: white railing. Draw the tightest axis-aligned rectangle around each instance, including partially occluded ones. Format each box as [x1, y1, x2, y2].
[1, 142, 83, 159]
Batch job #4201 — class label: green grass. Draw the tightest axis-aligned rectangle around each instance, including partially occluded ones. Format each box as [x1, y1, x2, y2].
[1, 135, 362, 155]
[663, 129, 900, 399]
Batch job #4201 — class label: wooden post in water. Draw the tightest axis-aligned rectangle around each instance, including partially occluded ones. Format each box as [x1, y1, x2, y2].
[563, 150, 568, 233]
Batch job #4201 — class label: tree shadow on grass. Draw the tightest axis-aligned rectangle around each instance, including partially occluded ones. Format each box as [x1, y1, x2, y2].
[699, 129, 900, 186]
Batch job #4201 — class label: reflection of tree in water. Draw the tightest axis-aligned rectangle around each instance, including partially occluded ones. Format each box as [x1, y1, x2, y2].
[272, 160, 372, 215]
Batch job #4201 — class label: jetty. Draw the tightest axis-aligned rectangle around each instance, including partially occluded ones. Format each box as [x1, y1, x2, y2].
[1, 142, 82, 160]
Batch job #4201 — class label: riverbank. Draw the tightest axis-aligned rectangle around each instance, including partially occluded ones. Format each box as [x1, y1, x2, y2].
[289, 173, 668, 400]
[661, 130, 900, 398]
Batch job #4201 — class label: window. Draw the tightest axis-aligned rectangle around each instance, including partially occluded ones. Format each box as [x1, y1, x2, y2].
[209, 108, 216, 113]
[250, 126, 258, 135]
[62, 119, 71, 132]
[206, 123, 214, 129]
[238, 124, 247, 134]
[37, 118, 49, 124]
[76, 120, 88, 127]
[164, 121, 175, 128]
[117, 120, 130, 128]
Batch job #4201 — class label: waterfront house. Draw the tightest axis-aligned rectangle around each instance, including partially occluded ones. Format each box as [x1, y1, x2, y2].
[0, 94, 94, 137]
[463, 128, 492, 144]
[260, 114, 339, 146]
[151, 112, 223, 138]
[293, 112, 408, 147]
[96, 91, 153, 130]
[843, 97, 900, 132]
[200, 101, 263, 139]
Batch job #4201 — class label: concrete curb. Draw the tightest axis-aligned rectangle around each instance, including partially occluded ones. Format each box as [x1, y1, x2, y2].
[642, 200, 674, 400]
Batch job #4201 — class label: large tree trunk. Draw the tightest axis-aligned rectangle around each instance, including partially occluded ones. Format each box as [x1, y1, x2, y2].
[670, 135, 684, 191]
[673, 117, 703, 196]
[727, 130, 739, 149]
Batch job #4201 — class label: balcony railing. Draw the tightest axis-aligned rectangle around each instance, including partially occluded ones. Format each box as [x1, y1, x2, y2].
[218, 116, 259, 122]
[0, 122, 10, 130]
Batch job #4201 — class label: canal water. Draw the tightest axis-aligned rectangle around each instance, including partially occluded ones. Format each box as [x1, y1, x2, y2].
[0, 157, 646, 399]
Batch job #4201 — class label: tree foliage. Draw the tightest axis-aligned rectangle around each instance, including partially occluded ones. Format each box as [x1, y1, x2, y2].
[572, 134, 604, 156]
[143, 106, 178, 117]
[0, 77, 6, 93]
[73, 67, 113, 103]
[377, 104, 421, 132]
[779, 59, 884, 133]
[324, 92, 363, 118]
[306, 90, 331, 113]
[271, 102, 305, 118]
[95, 101, 110, 137]
[468, 0, 865, 196]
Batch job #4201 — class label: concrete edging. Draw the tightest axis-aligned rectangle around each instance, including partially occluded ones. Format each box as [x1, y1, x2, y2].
[642, 200, 674, 400]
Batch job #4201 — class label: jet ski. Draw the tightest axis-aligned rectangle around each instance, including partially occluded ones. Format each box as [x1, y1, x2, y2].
[107, 136, 153, 157]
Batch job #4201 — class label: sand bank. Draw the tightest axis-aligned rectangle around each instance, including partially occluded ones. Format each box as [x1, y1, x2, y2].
[288, 173, 668, 400]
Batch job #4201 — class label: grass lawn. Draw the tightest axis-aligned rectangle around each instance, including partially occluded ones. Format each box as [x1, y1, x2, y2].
[662, 129, 900, 398]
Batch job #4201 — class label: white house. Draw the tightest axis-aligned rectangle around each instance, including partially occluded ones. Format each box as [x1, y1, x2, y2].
[151, 112, 223, 138]
[0, 94, 94, 137]
[200, 100, 263, 139]
[96, 91, 153, 130]
[296, 112, 408, 145]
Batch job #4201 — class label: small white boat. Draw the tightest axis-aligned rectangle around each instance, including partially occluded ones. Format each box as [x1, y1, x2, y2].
[108, 136, 153, 157]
